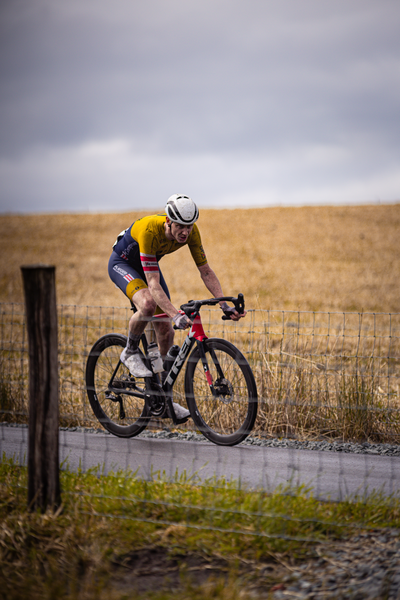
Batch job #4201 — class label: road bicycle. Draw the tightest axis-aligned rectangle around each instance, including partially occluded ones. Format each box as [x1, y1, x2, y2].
[85, 294, 258, 446]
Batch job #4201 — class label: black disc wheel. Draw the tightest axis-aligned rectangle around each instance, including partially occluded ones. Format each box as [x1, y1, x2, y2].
[85, 333, 151, 437]
[184, 338, 258, 446]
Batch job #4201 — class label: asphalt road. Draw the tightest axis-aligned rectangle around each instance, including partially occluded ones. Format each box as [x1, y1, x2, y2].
[2, 425, 400, 501]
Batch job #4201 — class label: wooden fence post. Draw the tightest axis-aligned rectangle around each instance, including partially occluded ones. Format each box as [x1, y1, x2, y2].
[21, 265, 61, 511]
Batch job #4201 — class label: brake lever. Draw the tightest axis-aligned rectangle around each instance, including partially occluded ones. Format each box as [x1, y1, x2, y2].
[180, 300, 200, 316]
[221, 293, 245, 320]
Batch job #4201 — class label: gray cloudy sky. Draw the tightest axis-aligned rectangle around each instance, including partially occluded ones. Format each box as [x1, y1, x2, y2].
[1, 0, 399, 213]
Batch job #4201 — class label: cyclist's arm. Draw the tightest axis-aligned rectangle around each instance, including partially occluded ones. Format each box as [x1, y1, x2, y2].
[145, 271, 193, 325]
[197, 263, 224, 298]
[197, 264, 246, 321]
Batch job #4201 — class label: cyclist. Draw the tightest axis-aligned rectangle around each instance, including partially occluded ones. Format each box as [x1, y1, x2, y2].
[108, 194, 246, 421]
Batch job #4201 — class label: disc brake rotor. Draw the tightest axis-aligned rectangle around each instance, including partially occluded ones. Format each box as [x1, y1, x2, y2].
[214, 377, 234, 404]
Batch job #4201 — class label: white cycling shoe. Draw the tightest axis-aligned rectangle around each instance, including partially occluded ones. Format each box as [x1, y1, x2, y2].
[171, 402, 190, 422]
[120, 348, 152, 378]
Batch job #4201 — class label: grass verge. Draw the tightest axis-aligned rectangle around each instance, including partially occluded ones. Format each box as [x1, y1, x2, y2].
[1, 457, 400, 599]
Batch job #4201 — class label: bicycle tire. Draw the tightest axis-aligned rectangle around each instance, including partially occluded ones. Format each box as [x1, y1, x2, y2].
[85, 333, 151, 437]
[184, 338, 258, 446]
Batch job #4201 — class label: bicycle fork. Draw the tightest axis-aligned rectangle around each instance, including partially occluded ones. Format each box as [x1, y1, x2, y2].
[196, 341, 217, 396]
[162, 315, 225, 423]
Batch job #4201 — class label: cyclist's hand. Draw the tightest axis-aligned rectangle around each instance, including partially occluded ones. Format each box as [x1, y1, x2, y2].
[172, 312, 193, 329]
[220, 302, 247, 321]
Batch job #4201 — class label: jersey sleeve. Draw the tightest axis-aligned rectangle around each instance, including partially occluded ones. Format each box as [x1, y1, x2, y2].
[189, 225, 208, 267]
[139, 253, 159, 273]
[130, 221, 160, 274]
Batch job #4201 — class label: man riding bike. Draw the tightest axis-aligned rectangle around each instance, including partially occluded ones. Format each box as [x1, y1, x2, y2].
[108, 194, 246, 422]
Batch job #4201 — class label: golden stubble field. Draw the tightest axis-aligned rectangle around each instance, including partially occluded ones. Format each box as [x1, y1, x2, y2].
[1, 203, 400, 443]
[0, 203, 399, 313]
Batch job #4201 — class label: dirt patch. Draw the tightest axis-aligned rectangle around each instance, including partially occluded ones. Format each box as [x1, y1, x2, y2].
[109, 545, 284, 597]
[108, 531, 400, 599]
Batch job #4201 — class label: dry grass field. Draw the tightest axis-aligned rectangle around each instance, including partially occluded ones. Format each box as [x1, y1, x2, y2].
[1, 204, 399, 442]
[0, 203, 399, 313]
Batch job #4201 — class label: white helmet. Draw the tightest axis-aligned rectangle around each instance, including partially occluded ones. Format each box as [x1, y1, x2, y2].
[165, 194, 199, 226]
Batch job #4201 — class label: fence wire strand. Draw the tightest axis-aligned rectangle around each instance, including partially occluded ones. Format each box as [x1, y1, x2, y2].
[1, 302, 400, 543]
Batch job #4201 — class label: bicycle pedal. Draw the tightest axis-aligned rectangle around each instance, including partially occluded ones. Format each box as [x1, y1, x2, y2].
[174, 415, 190, 425]
[161, 405, 189, 424]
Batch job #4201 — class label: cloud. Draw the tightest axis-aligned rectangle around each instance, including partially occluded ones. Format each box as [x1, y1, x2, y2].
[1, 137, 398, 213]
[0, 0, 399, 211]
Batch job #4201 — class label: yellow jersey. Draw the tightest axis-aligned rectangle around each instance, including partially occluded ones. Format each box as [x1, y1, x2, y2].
[112, 213, 208, 273]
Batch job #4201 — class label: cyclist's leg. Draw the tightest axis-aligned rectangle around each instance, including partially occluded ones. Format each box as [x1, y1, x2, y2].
[129, 289, 156, 337]
[126, 265, 174, 357]
[108, 252, 174, 358]
[108, 253, 153, 377]
[109, 251, 155, 332]
[151, 270, 175, 358]
[108, 253, 188, 420]
[146, 273, 190, 420]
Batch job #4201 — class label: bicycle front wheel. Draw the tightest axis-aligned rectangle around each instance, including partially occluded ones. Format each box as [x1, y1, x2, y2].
[185, 338, 258, 446]
[85, 333, 150, 437]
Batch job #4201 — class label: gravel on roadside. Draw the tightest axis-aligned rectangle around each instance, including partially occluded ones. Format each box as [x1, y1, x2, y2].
[4, 421, 400, 457]
[74, 424, 400, 457]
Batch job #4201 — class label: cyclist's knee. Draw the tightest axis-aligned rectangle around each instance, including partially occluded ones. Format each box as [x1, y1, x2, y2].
[132, 290, 157, 317]
[141, 298, 157, 317]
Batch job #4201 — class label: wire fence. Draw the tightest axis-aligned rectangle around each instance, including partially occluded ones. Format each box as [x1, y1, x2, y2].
[1, 301, 400, 550]
[1, 302, 400, 443]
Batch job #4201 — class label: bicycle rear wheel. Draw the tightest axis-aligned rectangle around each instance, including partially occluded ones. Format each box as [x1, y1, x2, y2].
[85, 333, 151, 437]
[184, 338, 257, 446]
